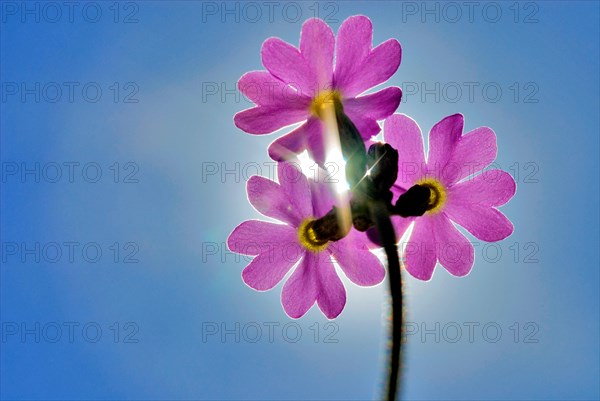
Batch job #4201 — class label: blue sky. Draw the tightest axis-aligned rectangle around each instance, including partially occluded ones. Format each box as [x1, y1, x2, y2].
[1, 1, 599, 400]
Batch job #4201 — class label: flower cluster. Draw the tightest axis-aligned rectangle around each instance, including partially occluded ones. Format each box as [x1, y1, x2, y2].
[234, 16, 401, 165]
[228, 15, 516, 319]
[228, 161, 385, 319]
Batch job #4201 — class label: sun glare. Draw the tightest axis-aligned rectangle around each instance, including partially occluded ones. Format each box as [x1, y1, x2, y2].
[296, 150, 315, 178]
[325, 148, 350, 194]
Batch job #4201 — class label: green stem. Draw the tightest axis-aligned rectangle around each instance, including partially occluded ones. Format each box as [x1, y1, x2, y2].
[372, 202, 403, 401]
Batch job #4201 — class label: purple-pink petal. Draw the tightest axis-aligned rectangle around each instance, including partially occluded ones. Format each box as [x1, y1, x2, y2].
[266, 117, 330, 165]
[238, 70, 312, 107]
[315, 253, 347, 319]
[234, 104, 309, 135]
[334, 15, 401, 97]
[343, 110, 382, 141]
[268, 118, 316, 161]
[261, 37, 317, 96]
[276, 161, 313, 225]
[305, 119, 328, 165]
[281, 252, 346, 319]
[404, 218, 437, 281]
[334, 15, 373, 97]
[426, 113, 464, 176]
[443, 126, 497, 186]
[246, 174, 308, 227]
[344, 87, 402, 120]
[449, 169, 516, 207]
[431, 214, 474, 277]
[367, 215, 413, 249]
[308, 170, 338, 218]
[445, 202, 514, 242]
[329, 229, 385, 286]
[392, 215, 414, 241]
[299, 18, 334, 91]
[383, 114, 426, 192]
[241, 231, 302, 291]
[227, 220, 295, 256]
[281, 252, 319, 319]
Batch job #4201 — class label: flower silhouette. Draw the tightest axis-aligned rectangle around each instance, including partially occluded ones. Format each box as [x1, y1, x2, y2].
[383, 113, 516, 280]
[227, 161, 385, 319]
[234, 16, 402, 165]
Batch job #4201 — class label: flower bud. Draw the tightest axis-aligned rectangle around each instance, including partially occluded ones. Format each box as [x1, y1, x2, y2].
[334, 103, 368, 188]
[367, 142, 399, 195]
[394, 185, 431, 217]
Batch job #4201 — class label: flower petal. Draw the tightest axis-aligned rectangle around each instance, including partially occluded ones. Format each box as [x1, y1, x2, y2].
[277, 161, 313, 225]
[344, 87, 402, 120]
[334, 15, 372, 96]
[281, 252, 319, 319]
[404, 218, 437, 281]
[241, 232, 303, 291]
[426, 114, 464, 176]
[329, 229, 385, 286]
[261, 37, 317, 95]
[393, 215, 414, 241]
[354, 39, 402, 94]
[306, 119, 328, 165]
[445, 202, 514, 242]
[238, 70, 312, 107]
[281, 252, 346, 319]
[431, 214, 474, 277]
[268, 118, 315, 161]
[443, 126, 497, 185]
[449, 169, 516, 207]
[366, 215, 413, 249]
[234, 105, 308, 134]
[247, 174, 307, 227]
[299, 18, 334, 91]
[267, 118, 328, 165]
[228, 220, 294, 255]
[315, 253, 346, 319]
[383, 114, 426, 191]
[342, 110, 381, 141]
[308, 171, 337, 218]
[335, 15, 401, 97]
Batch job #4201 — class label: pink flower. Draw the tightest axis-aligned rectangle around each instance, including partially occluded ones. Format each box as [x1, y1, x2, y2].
[234, 15, 402, 165]
[383, 113, 516, 280]
[227, 161, 385, 319]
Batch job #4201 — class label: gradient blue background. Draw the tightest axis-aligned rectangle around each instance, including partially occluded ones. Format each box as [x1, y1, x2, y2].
[1, 1, 598, 400]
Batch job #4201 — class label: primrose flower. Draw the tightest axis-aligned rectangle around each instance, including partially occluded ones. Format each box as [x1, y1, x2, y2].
[227, 161, 385, 319]
[383, 113, 516, 280]
[234, 15, 402, 165]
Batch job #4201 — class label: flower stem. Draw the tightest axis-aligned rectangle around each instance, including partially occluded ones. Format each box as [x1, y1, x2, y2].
[371, 202, 403, 401]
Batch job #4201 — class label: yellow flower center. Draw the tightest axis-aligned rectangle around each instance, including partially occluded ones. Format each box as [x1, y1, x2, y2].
[310, 90, 341, 119]
[297, 218, 329, 252]
[416, 178, 447, 214]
